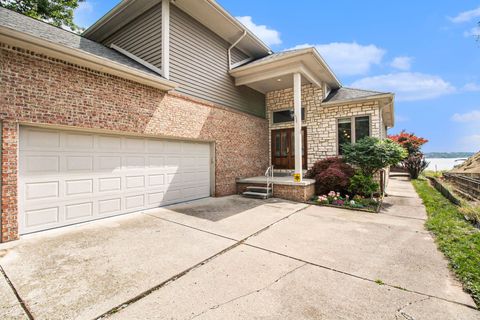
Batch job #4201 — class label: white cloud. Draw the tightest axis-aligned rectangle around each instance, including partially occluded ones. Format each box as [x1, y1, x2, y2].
[463, 26, 480, 37]
[449, 7, 480, 23]
[390, 56, 412, 71]
[350, 72, 456, 101]
[236, 16, 281, 46]
[287, 42, 385, 76]
[452, 110, 480, 122]
[76, 1, 93, 13]
[463, 82, 480, 91]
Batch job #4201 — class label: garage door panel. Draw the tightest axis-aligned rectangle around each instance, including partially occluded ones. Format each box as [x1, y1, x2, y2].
[25, 181, 59, 200]
[148, 174, 165, 187]
[65, 202, 93, 220]
[19, 127, 212, 235]
[25, 207, 60, 228]
[146, 140, 164, 153]
[99, 177, 122, 192]
[98, 135, 122, 150]
[98, 198, 122, 215]
[66, 156, 94, 172]
[126, 176, 145, 189]
[65, 133, 94, 150]
[22, 129, 61, 149]
[65, 179, 93, 196]
[98, 156, 122, 171]
[24, 155, 60, 174]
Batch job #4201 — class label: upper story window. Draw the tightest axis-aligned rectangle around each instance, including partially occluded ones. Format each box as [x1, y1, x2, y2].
[272, 108, 305, 124]
[337, 116, 370, 155]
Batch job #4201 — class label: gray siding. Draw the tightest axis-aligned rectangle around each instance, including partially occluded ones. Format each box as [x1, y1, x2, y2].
[231, 47, 249, 65]
[104, 4, 162, 69]
[170, 5, 265, 117]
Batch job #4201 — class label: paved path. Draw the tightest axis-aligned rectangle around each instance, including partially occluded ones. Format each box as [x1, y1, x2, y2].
[0, 177, 479, 319]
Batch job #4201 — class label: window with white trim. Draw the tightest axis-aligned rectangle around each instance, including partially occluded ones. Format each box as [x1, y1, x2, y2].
[337, 116, 370, 154]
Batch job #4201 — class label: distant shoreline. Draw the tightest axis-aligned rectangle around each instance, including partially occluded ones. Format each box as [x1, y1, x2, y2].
[424, 152, 474, 159]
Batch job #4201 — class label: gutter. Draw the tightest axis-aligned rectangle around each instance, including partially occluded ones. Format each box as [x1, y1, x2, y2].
[0, 26, 178, 91]
[205, 0, 272, 54]
[321, 93, 394, 106]
[227, 30, 246, 70]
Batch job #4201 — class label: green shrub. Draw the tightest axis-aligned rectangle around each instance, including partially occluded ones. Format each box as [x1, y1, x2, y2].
[348, 172, 379, 197]
[342, 137, 407, 176]
[305, 157, 355, 194]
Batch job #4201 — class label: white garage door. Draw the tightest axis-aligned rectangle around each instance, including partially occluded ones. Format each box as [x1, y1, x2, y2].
[19, 126, 211, 234]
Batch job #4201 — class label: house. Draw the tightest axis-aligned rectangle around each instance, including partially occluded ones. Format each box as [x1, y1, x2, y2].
[0, 0, 394, 242]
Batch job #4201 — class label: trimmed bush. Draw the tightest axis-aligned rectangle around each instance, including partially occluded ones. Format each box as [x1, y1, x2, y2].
[306, 157, 355, 194]
[348, 172, 379, 197]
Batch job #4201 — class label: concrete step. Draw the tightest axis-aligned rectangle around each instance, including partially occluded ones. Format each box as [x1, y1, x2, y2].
[242, 191, 270, 199]
[246, 186, 272, 193]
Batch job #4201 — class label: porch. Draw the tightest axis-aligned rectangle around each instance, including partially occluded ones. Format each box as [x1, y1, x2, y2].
[236, 175, 315, 203]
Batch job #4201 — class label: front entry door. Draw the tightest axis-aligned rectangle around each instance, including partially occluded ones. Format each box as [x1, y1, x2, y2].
[271, 128, 307, 169]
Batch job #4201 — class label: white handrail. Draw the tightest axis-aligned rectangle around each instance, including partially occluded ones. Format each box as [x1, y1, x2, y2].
[265, 165, 274, 197]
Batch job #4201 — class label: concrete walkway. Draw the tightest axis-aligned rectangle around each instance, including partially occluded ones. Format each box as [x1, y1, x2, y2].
[0, 177, 479, 319]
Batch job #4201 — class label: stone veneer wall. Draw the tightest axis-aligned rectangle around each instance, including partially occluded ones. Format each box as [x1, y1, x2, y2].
[0, 45, 269, 242]
[266, 84, 384, 169]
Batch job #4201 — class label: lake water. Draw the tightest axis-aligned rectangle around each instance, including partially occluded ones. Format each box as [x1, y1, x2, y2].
[425, 158, 467, 171]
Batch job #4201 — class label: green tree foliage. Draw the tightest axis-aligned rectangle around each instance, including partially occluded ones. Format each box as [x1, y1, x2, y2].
[342, 137, 407, 176]
[0, 0, 85, 32]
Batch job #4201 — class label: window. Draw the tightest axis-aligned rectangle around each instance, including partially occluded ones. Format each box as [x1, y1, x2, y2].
[272, 108, 305, 124]
[337, 116, 370, 154]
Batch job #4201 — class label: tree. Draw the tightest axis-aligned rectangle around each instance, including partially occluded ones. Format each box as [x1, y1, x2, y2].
[388, 130, 428, 156]
[342, 137, 408, 176]
[403, 153, 429, 179]
[0, 0, 85, 32]
[388, 131, 429, 179]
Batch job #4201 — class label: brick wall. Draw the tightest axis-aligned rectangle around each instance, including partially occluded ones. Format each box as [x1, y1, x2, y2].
[266, 84, 384, 170]
[237, 182, 315, 203]
[0, 45, 269, 242]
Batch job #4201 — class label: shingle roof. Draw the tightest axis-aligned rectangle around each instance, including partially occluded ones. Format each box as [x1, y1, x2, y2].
[323, 87, 391, 103]
[0, 7, 161, 78]
[239, 48, 306, 68]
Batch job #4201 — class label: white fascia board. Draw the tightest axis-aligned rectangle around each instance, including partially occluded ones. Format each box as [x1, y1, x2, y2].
[231, 49, 340, 88]
[322, 93, 394, 106]
[232, 61, 322, 89]
[0, 26, 178, 91]
[233, 62, 304, 86]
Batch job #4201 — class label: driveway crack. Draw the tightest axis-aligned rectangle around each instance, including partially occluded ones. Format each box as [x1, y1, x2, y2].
[395, 297, 430, 320]
[0, 264, 35, 320]
[95, 204, 309, 319]
[189, 263, 307, 320]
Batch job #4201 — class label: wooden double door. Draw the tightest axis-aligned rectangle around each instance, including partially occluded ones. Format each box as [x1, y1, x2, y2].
[271, 128, 307, 169]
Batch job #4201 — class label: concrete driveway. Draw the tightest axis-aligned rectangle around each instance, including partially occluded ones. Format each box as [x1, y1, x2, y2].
[1, 177, 479, 320]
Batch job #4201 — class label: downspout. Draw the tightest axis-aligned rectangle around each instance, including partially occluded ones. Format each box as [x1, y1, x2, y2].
[228, 30, 247, 70]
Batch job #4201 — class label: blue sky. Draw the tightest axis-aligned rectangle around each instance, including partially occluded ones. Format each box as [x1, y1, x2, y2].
[74, 1, 480, 153]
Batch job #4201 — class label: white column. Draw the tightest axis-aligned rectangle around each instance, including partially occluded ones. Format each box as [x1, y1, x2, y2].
[161, 0, 170, 79]
[293, 72, 302, 182]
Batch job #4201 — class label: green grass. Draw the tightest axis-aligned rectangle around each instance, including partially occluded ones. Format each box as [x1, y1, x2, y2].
[412, 178, 480, 306]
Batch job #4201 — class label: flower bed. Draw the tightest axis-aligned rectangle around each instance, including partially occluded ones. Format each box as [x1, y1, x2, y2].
[310, 191, 382, 213]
